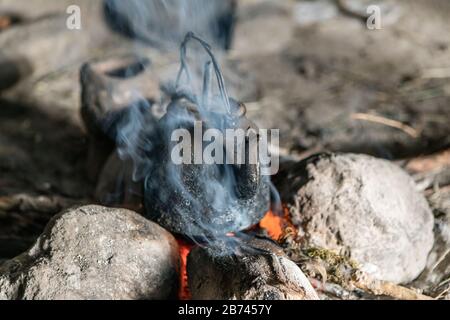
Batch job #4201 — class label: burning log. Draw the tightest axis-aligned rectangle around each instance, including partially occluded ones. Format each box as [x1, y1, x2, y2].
[187, 237, 319, 300]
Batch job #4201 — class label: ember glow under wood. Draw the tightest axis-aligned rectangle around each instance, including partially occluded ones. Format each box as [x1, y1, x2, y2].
[187, 237, 319, 300]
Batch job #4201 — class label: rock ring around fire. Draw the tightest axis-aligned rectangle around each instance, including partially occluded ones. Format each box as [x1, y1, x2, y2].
[277, 153, 434, 284]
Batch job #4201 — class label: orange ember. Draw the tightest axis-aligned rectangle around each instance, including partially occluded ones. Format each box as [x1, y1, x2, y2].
[259, 208, 293, 241]
[177, 239, 193, 300]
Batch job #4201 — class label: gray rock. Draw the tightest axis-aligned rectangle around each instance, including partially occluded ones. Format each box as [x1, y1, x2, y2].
[276, 153, 434, 284]
[0, 205, 179, 300]
[187, 237, 319, 300]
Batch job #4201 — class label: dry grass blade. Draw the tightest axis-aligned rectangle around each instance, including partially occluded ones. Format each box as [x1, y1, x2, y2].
[351, 113, 420, 138]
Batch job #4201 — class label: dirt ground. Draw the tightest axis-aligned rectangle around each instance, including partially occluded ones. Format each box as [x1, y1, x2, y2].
[0, 0, 449, 296]
[236, 0, 450, 158]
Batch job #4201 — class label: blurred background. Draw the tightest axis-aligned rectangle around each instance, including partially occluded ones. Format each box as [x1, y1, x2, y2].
[0, 0, 449, 258]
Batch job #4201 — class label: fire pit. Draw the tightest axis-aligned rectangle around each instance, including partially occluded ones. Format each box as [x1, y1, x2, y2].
[78, 33, 284, 300]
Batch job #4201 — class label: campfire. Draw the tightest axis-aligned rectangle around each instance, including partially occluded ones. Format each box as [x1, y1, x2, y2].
[1, 0, 449, 303]
[78, 32, 311, 300]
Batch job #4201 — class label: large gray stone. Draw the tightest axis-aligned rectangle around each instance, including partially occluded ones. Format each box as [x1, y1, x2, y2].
[277, 153, 434, 284]
[0, 205, 179, 300]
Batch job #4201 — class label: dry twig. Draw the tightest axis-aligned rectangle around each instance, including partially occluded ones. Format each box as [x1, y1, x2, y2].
[351, 112, 420, 138]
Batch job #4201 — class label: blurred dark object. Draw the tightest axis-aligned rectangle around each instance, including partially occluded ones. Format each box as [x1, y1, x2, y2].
[80, 55, 159, 181]
[103, 0, 237, 50]
[187, 236, 320, 300]
[0, 57, 32, 91]
[0, 13, 22, 31]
